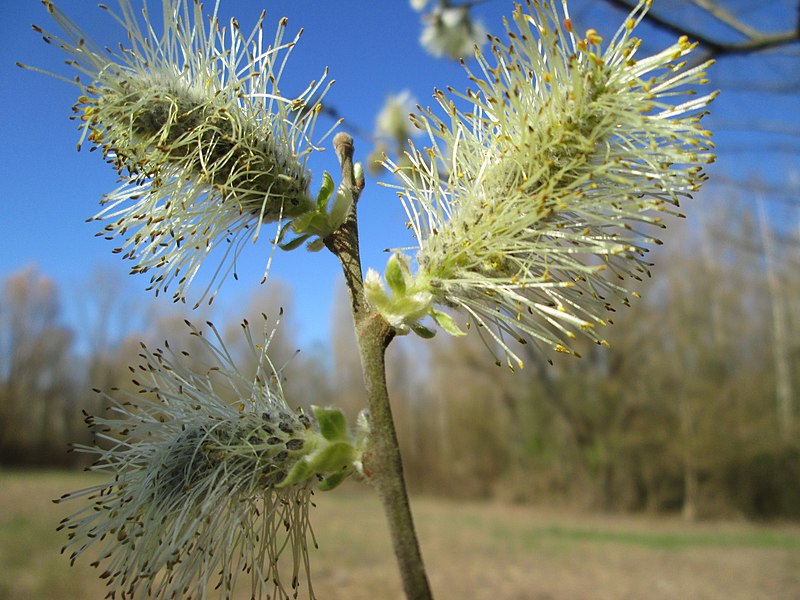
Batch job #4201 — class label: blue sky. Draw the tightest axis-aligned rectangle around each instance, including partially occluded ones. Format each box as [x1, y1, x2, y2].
[2, 0, 798, 351]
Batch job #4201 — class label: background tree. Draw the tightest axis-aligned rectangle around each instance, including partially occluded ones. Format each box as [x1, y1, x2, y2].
[0, 267, 77, 465]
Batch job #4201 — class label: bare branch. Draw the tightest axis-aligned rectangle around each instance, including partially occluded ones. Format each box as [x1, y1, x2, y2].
[603, 0, 800, 57]
[689, 0, 760, 38]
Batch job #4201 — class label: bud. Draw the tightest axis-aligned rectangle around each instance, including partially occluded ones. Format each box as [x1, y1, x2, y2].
[375, 91, 420, 144]
[365, 254, 436, 337]
[420, 5, 487, 60]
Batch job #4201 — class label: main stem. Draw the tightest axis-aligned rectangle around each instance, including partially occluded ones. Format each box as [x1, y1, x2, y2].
[324, 133, 433, 600]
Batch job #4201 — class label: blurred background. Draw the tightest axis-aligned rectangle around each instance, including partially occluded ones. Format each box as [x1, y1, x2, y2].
[1, 1, 799, 598]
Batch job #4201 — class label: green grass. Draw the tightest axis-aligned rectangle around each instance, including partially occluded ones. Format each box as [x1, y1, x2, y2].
[518, 524, 800, 551]
[438, 501, 800, 553]
[2, 469, 800, 600]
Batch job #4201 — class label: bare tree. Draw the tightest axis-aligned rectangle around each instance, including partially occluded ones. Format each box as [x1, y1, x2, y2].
[758, 194, 795, 438]
[0, 266, 77, 464]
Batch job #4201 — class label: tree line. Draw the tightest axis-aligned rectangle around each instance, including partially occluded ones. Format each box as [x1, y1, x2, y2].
[1, 194, 798, 518]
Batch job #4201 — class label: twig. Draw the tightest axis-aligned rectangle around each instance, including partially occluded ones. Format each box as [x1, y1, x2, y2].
[603, 0, 800, 57]
[689, 0, 759, 38]
[324, 133, 434, 600]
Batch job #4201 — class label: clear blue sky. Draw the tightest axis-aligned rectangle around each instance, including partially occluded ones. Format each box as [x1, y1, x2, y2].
[2, 0, 798, 351]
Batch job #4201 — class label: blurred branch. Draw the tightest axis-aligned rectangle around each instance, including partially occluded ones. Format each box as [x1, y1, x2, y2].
[689, 0, 759, 38]
[603, 0, 800, 57]
[319, 104, 376, 146]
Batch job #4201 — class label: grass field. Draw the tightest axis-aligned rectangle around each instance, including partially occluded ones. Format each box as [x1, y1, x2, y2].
[2, 470, 799, 599]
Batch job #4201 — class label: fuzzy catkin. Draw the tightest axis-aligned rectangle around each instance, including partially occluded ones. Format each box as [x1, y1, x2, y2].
[377, 0, 716, 366]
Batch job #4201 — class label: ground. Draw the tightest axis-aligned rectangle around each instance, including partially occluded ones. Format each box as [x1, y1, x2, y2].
[2, 470, 799, 599]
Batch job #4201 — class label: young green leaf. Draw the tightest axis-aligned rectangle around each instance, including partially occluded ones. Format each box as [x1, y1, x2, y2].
[385, 253, 407, 296]
[430, 308, 466, 336]
[410, 322, 436, 339]
[318, 470, 351, 491]
[313, 406, 350, 442]
[278, 233, 312, 251]
[316, 171, 335, 210]
[329, 188, 353, 229]
[304, 441, 355, 473]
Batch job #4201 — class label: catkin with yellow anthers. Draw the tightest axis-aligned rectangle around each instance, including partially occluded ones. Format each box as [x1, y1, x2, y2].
[82, 81, 312, 220]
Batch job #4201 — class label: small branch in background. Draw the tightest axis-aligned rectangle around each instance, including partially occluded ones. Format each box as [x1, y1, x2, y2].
[320, 104, 376, 146]
[689, 0, 760, 38]
[603, 0, 800, 58]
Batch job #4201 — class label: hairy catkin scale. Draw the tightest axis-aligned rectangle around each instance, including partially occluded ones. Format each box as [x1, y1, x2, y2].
[58, 401, 320, 599]
[81, 79, 313, 220]
[155, 409, 311, 503]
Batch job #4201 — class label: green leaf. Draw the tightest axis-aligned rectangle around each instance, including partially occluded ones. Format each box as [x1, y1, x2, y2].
[364, 273, 392, 313]
[317, 171, 335, 210]
[291, 211, 316, 234]
[279, 233, 312, 251]
[306, 238, 325, 252]
[313, 406, 350, 442]
[329, 188, 353, 229]
[431, 308, 467, 336]
[385, 253, 407, 296]
[393, 294, 431, 317]
[305, 442, 354, 473]
[278, 458, 316, 488]
[276, 220, 293, 244]
[410, 322, 436, 339]
[318, 469, 352, 491]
